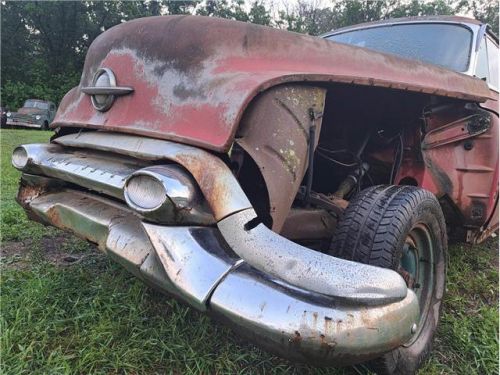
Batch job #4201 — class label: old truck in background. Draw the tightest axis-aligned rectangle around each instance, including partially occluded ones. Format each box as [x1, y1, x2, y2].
[6, 99, 57, 130]
[12, 15, 498, 374]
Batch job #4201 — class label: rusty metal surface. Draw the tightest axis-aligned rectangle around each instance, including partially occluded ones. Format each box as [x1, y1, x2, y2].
[16, 174, 65, 208]
[397, 98, 499, 235]
[236, 85, 326, 230]
[27, 189, 143, 254]
[22, 185, 235, 311]
[18, 183, 419, 364]
[421, 107, 498, 229]
[218, 208, 409, 305]
[54, 132, 252, 220]
[211, 264, 419, 365]
[280, 208, 336, 240]
[51, 132, 409, 304]
[422, 113, 491, 149]
[53, 16, 493, 152]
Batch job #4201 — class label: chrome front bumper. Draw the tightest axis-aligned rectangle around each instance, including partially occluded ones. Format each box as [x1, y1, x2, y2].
[14, 132, 419, 365]
[6, 119, 43, 129]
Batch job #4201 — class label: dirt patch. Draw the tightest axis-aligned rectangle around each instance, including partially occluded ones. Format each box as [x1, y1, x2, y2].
[1, 240, 32, 270]
[1, 233, 100, 270]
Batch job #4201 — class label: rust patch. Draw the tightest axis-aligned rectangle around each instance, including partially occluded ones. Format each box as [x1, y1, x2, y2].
[174, 151, 250, 220]
[16, 183, 47, 207]
[236, 85, 326, 230]
[423, 156, 453, 196]
[319, 333, 337, 354]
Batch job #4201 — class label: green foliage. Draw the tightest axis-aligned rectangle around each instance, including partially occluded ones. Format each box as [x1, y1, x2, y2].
[276, 0, 473, 35]
[472, 0, 499, 35]
[196, 0, 252, 22]
[1, 71, 80, 111]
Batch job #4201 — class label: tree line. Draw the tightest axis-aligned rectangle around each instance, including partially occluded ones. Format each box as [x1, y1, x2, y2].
[1, 0, 498, 109]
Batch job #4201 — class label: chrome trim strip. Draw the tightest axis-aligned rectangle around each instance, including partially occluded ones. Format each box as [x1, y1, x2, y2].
[475, 24, 488, 51]
[13, 143, 143, 200]
[81, 86, 134, 95]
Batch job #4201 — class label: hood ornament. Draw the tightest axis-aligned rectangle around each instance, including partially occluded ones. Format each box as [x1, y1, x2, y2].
[81, 68, 133, 112]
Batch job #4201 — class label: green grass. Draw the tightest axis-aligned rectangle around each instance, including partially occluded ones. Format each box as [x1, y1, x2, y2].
[1, 129, 498, 374]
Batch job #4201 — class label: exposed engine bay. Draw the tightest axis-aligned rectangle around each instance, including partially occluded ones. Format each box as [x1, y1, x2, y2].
[230, 83, 496, 245]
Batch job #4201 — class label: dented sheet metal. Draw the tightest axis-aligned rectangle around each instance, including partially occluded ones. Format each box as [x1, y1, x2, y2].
[53, 16, 493, 152]
[236, 85, 326, 230]
[420, 107, 498, 228]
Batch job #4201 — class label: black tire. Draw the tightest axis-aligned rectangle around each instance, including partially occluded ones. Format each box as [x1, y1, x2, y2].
[41, 121, 49, 130]
[329, 185, 447, 375]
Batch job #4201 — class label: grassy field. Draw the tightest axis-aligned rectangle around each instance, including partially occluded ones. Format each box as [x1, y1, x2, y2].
[1, 128, 498, 374]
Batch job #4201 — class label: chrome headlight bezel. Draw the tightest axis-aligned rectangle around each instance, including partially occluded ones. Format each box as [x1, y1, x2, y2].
[123, 165, 214, 225]
[124, 172, 169, 212]
[12, 146, 29, 169]
[124, 165, 197, 214]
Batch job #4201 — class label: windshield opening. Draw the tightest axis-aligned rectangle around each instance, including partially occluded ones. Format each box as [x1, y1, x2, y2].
[327, 23, 473, 72]
[24, 100, 49, 110]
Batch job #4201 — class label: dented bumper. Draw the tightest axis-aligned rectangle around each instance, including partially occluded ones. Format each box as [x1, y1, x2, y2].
[13, 132, 419, 365]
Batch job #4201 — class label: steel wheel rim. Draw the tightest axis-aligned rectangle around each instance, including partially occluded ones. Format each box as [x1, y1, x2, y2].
[401, 223, 435, 346]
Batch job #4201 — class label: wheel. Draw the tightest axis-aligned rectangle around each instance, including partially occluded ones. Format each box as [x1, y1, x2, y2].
[329, 185, 447, 375]
[41, 121, 49, 130]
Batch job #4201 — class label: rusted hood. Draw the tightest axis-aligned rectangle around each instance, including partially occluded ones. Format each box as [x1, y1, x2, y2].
[54, 15, 494, 152]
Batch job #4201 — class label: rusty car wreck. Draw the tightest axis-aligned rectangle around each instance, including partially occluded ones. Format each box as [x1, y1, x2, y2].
[12, 15, 498, 374]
